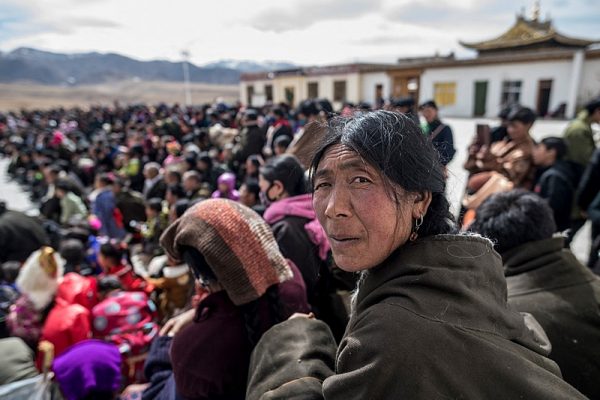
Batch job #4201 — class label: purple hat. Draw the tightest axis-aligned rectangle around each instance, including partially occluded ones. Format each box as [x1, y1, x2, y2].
[52, 339, 122, 400]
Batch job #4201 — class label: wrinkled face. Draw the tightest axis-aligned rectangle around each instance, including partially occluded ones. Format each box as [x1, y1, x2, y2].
[312, 144, 419, 272]
[507, 121, 531, 141]
[420, 106, 437, 123]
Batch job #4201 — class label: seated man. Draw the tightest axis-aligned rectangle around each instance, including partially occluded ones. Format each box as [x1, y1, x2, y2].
[470, 190, 600, 399]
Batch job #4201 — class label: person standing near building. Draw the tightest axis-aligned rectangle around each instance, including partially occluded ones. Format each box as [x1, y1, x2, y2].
[564, 97, 600, 171]
[563, 97, 600, 244]
[419, 100, 456, 166]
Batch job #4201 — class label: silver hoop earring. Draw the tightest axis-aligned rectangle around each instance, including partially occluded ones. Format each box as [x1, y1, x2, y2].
[409, 215, 424, 242]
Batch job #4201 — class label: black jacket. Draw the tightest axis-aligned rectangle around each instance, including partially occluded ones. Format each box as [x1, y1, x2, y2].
[247, 235, 586, 399]
[427, 119, 456, 166]
[236, 124, 266, 163]
[271, 216, 321, 298]
[503, 237, 600, 399]
[0, 210, 49, 263]
[534, 160, 577, 231]
[145, 178, 167, 201]
[577, 148, 600, 211]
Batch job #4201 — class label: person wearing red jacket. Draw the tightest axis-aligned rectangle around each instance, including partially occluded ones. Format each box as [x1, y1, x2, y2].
[98, 241, 153, 294]
[38, 272, 98, 363]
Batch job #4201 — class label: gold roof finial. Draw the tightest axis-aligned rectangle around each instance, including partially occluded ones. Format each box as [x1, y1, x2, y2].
[532, 0, 541, 21]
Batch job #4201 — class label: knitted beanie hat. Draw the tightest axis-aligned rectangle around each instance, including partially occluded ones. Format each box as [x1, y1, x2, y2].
[160, 199, 292, 306]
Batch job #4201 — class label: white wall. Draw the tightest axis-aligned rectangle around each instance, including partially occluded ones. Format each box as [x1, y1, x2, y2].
[360, 72, 391, 105]
[579, 58, 600, 106]
[420, 60, 573, 118]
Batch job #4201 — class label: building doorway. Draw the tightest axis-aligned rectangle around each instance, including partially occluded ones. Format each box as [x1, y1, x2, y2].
[284, 87, 295, 107]
[473, 81, 488, 117]
[537, 79, 552, 117]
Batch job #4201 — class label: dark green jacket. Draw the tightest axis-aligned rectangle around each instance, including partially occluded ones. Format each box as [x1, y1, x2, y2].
[247, 235, 585, 399]
[504, 237, 600, 399]
[564, 110, 596, 167]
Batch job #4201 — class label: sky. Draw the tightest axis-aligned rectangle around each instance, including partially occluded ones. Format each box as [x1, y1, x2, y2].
[0, 0, 598, 66]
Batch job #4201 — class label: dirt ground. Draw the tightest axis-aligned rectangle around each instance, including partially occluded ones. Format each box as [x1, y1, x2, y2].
[0, 80, 239, 111]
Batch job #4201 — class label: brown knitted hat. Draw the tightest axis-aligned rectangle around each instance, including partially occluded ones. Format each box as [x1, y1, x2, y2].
[160, 199, 292, 306]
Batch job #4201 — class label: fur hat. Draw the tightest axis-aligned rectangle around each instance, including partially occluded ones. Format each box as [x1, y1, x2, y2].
[160, 199, 292, 305]
[16, 247, 64, 311]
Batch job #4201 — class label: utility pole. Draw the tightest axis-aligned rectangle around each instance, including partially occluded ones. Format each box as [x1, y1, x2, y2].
[181, 50, 192, 106]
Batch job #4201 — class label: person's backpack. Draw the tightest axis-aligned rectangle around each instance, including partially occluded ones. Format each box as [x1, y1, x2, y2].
[91, 291, 158, 384]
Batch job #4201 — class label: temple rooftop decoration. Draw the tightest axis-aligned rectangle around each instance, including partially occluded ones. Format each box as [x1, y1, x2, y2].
[460, 2, 598, 55]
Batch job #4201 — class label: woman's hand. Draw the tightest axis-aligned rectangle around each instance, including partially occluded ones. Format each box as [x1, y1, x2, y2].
[160, 308, 195, 337]
[288, 312, 315, 320]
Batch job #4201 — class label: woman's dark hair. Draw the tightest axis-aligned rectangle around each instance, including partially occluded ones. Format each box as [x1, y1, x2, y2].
[167, 184, 186, 199]
[98, 276, 123, 294]
[273, 135, 291, 150]
[99, 242, 125, 264]
[174, 199, 190, 218]
[60, 239, 85, 268]
[166, 170, 182, 184]
[469, 190, 556, 254]
[508, 106, 537, 125]
[243, 178, 261, 199]
[540, 137, 568, 160]
[146, 198, 163, 213]
[260, 154, 308, 197]
[309, 110, 455, 237]
[181, 246, 217, 283]
[247, 154, 263, 169]
[298, 100, 319, 117]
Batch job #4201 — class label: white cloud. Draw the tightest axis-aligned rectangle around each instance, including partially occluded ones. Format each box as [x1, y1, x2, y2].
[0, 0, 597, 66]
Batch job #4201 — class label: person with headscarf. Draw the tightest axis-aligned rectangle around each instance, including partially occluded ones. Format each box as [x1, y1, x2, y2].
[211, 172, 240, 201]
[153, 199, 309, 399]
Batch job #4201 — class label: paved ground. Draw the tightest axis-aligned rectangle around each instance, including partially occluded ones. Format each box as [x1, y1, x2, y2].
[0, 118, 593, 264]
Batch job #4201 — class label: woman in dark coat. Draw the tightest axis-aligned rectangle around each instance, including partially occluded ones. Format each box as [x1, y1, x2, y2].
[246, 111, 585, 399]
[155, 199, 309, 400]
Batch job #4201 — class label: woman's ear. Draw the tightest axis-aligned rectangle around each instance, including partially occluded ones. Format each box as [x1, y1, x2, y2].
[412, 191, 432, 218]
[273, 180, 286, 199]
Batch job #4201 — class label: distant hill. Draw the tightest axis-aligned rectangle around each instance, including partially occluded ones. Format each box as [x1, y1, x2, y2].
[202, 59, 297, 72]
[0, 48, 296, 85]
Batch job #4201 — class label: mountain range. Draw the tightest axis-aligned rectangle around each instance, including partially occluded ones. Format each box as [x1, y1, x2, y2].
[0, 48, 296, 85]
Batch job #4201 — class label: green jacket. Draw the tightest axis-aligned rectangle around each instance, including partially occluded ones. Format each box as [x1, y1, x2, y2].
[564, 110, 596, 167]
[59, 192, 88, 225]
[504, 237, 600, 399]
[247, 235, 585, 399]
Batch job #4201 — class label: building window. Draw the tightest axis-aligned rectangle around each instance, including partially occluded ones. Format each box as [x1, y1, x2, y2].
[433, 82, 456, 107]
[246, 85, 254, 106]
[284, 87, 295, 107]
[265, 85, 273, 102]
[307, 82, 319, 99]
[501, 80, 522, 106]
[334, 80, 347, 102]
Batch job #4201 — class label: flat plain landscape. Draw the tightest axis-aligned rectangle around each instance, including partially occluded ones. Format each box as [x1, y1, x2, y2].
[0, 80, 239, 111]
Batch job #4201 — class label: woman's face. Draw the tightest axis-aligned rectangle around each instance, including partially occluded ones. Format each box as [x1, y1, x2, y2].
[313, 144, 424, 272]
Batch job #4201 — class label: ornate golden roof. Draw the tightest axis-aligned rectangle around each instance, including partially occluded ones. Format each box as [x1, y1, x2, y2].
[460, 15, 596, 52]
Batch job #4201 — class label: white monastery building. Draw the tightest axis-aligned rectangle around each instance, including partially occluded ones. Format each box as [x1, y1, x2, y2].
[240, 7, 600, 119]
